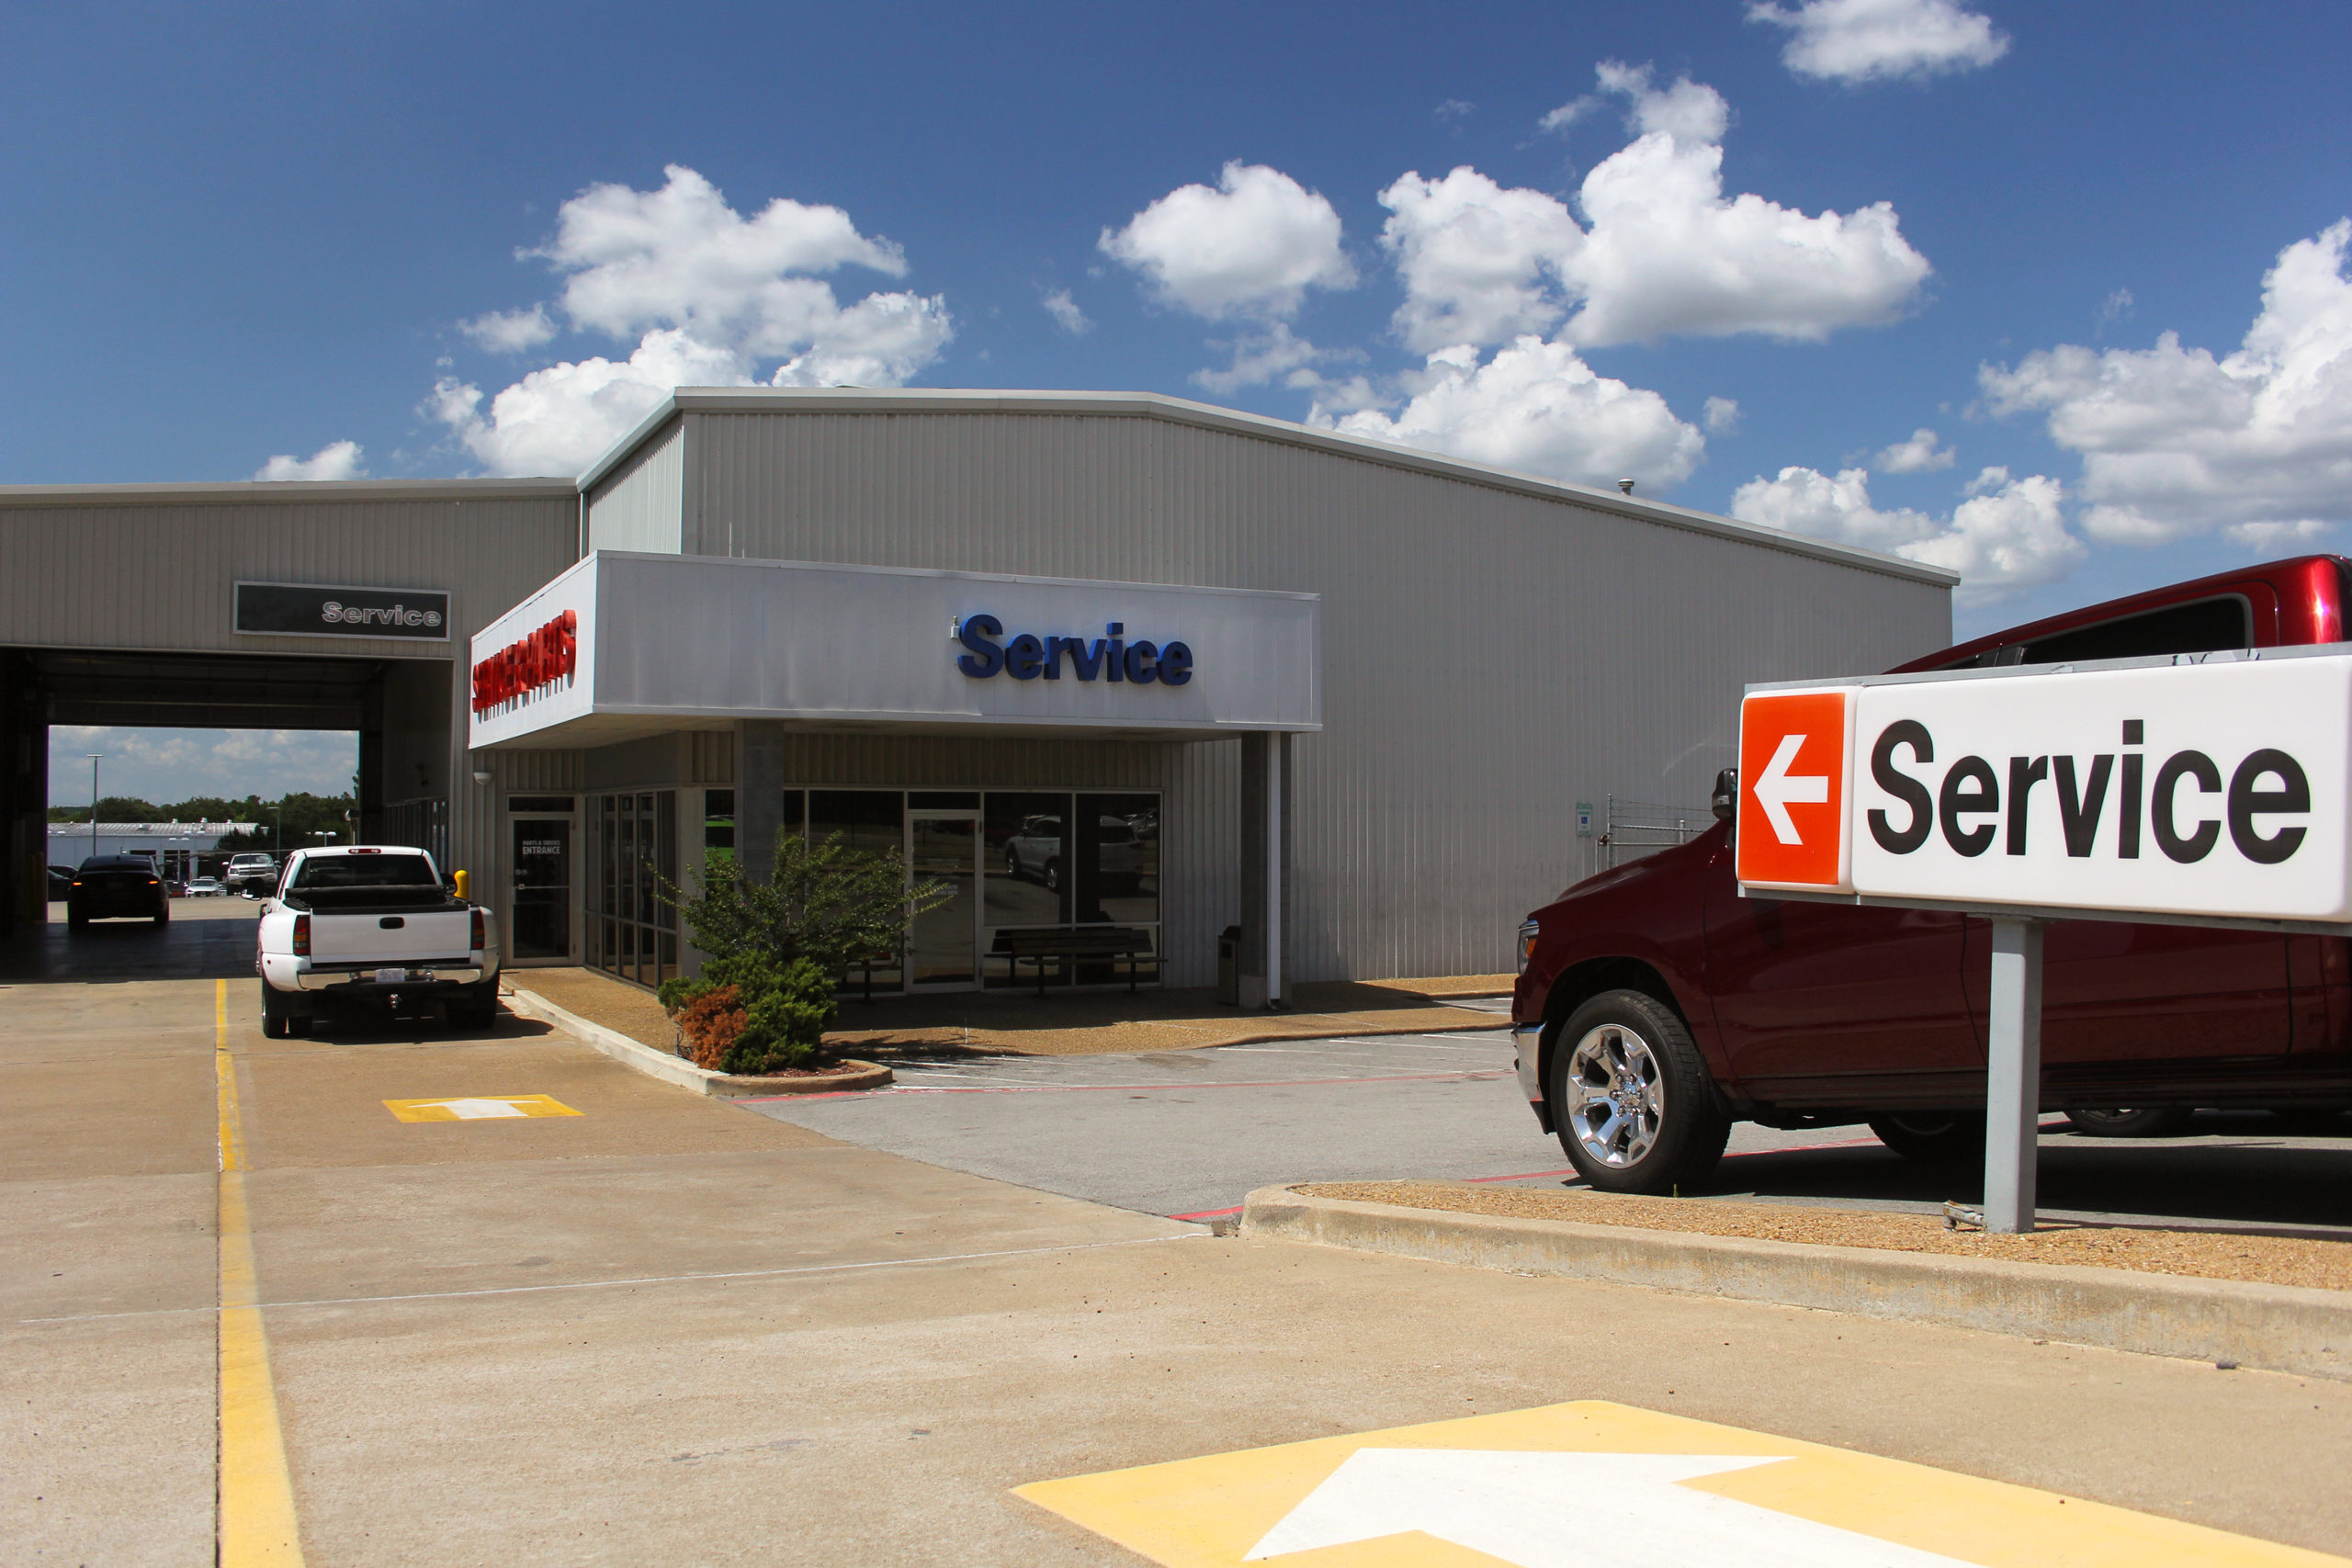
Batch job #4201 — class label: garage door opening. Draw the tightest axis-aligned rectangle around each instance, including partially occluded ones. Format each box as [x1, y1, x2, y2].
[0, 647, 454, 980]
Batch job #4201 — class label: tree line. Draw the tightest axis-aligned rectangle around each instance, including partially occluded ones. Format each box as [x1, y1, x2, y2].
[48, 791, 358, 854]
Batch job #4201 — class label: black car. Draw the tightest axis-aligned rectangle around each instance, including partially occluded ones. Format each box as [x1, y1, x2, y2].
[46, 864, 74, 899]
[67, 855, 169, 929]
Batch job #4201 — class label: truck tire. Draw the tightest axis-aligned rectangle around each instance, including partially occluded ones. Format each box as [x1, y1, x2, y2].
[2064, 1106, 2193, 1137]
[447, 981, 500, 1032]
[260, 980, 291, 1039]
[1547, 989, 1729, 1195]
[1867, 1111, 1985, 1163]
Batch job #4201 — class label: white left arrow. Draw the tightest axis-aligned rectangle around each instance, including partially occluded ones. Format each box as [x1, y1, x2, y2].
[1753, 732, 1829, 845]
[1245, 1448, 1981, 1567]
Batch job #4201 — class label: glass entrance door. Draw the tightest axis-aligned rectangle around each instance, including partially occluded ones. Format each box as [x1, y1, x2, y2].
[510, 817, 572, 961]
[906, 815, 979, 988]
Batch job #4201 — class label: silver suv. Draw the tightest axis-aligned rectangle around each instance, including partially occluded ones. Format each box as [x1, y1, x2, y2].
[225, 852, 279, 897]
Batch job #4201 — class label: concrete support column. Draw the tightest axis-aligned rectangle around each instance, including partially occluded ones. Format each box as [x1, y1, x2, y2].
[735, 720, 788, 886]
[1238, 731, 1294, 1010]
[1982, 917, 2045, 1234]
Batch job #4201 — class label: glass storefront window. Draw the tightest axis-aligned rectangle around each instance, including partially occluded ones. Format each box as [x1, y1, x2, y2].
[587, 790, 677, 988]
[809, 790, 900, 856]
[704, 789, 735, 863]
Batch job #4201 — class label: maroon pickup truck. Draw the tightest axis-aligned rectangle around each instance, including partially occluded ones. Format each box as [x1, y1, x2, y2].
[1510, 555, 2352, 1194]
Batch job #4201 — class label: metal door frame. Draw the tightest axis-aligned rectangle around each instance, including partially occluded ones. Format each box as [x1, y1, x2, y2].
[505, 804, 578, 966]
[904, 808, 982, 993]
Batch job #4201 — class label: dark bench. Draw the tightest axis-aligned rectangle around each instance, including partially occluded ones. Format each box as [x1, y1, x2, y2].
[991, 926, 1161, 996]
[840, 952, 897, 1003]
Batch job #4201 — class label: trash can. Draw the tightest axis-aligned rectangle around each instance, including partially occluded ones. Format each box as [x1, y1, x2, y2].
[1216, 924, 1241, 1007]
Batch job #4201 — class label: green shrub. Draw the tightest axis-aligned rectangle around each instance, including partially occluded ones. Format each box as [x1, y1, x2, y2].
[660, 952, 838, 1075]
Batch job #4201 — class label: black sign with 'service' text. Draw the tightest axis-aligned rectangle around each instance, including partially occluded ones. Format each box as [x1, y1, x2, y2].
[234, 581, 450, 641]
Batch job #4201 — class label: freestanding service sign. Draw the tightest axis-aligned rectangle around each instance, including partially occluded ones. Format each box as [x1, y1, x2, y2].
[1736, 646, 2352, 1231]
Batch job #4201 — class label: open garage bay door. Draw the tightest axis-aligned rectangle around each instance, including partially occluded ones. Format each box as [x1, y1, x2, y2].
[0, 647, 455, 941]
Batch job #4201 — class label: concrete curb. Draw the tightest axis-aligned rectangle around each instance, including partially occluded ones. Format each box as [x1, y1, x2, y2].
[1240, 1184, 2352, 1382]
[507, 987, 894, 1099]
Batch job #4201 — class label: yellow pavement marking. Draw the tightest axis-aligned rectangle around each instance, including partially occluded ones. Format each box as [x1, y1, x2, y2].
[382, 1093, 582, 1122]
[1016, 1400, 2347, 1567]
[216, 978, 305, 1564]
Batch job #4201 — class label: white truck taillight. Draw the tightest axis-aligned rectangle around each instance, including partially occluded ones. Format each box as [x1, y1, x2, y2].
[292, 913, 311, 956]
[470, 908, 485, 953]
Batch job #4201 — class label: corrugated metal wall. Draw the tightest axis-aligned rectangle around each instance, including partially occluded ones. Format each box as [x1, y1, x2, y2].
[587, 421, 684, 554]
[686, 410, 1951, 983]
[0, 486, 578, 908]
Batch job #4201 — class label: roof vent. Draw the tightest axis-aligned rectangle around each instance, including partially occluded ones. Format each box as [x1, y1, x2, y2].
[1617, 479, 1636, 495]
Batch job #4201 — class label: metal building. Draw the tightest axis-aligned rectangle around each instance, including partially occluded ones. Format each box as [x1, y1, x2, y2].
[0, 389, 1954, 998]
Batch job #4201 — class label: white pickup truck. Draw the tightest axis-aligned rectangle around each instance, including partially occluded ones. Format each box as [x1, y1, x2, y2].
[254, 846, 500, 1036]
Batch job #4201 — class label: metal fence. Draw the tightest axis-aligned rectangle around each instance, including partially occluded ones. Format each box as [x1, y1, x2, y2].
[1600, 795, 1710, 868]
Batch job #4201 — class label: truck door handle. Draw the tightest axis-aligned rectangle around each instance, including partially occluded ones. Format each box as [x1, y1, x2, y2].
[379, 917, 405, 930]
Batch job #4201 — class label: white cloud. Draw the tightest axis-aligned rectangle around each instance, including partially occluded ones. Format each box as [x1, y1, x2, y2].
[1981, 220, 2352, 546]
[1747, 0, 2010, 84]
[1592, 61, 1731, 144]
[1704, 396, 1742, 434]
[1376, 167, 1583, 353]
[434, 165, 952, 476]
[1392, 66, 1928, 354]
[1193, 324, 1350, 395]
[432, 329, 746, 479]
[254, 441, 365, 482]
[2225, 519, 2334, 555]
[1874, 426, 1955, 471]
[1326, 337, 1705, 491]
[462, 304, 557, 353]
[1100, 162, 1356, 320]
[535, 164, 909, 350]
[1732, 463, 2080, 602]
[1041, 288, 1091, 335]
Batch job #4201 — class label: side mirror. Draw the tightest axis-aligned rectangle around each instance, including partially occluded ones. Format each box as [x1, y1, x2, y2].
[1711, 768, 1738, 824]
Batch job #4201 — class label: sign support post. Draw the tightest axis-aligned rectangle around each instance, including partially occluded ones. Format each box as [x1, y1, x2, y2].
[1982, 918, 2044, 1234]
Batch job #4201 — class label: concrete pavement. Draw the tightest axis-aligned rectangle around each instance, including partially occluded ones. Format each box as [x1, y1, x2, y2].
[7, 976, 2352, 1563]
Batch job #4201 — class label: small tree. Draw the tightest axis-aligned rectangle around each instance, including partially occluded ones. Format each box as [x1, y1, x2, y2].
[652, 830, 951, 1070]
[661, 829, 951, 975]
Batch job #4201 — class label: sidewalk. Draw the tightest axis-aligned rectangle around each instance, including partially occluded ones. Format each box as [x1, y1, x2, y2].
[507, 965, 1511, 1058]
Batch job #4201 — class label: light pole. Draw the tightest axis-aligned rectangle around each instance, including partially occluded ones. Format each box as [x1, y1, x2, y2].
[86, 753, 101, 864]
[272, 802, 284, 859]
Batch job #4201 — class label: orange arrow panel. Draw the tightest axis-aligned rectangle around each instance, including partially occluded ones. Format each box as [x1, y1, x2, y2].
[1737, 689, 1854, 891]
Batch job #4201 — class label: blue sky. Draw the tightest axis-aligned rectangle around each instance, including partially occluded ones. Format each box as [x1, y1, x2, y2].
[6, 2, 2350, 798]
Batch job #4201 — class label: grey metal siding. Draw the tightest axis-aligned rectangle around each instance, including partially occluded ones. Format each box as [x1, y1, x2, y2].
[586, 420, 684, 554]
[689, 410, 1948, 982]
[0, 489, 577, 916]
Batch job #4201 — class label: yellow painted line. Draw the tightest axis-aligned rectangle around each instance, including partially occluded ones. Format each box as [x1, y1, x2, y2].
[216, 978, 305, 1565]
[382, 1093, 582, 1122]
[1016, 1401, 2349, 1567]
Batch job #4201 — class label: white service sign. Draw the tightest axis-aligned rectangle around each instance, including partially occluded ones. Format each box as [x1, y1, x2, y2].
[1741, 653, 2352, 924]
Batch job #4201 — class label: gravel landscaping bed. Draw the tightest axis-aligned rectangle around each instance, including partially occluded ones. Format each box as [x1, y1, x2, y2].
[1300, 1181, 2352, 1293]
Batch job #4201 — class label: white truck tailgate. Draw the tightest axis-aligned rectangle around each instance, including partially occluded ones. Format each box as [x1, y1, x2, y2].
[310, 909, 473, 964]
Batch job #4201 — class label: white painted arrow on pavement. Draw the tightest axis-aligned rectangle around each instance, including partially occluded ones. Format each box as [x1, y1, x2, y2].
[413, 1097, 531, 1119]
[1245, 1448, 1982, 1567]
[1754, 732, 1829, 845]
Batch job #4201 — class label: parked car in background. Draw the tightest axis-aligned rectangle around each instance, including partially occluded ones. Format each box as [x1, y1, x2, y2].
[1002, 814, 1145, 892]
[1510, 555, 2352, 1194]
[254, 846, 499, 1035]
[184, 876, 224, 897]
[67, 855, 170, 930]
[226, 852, 279, 897]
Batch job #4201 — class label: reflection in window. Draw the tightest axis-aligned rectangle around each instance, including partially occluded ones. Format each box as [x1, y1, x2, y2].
[1075, 793, 1158, 928]
[704, 789, 735, 863]
[985, 792, 1069, 929]
[809, 790, 900, 857]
